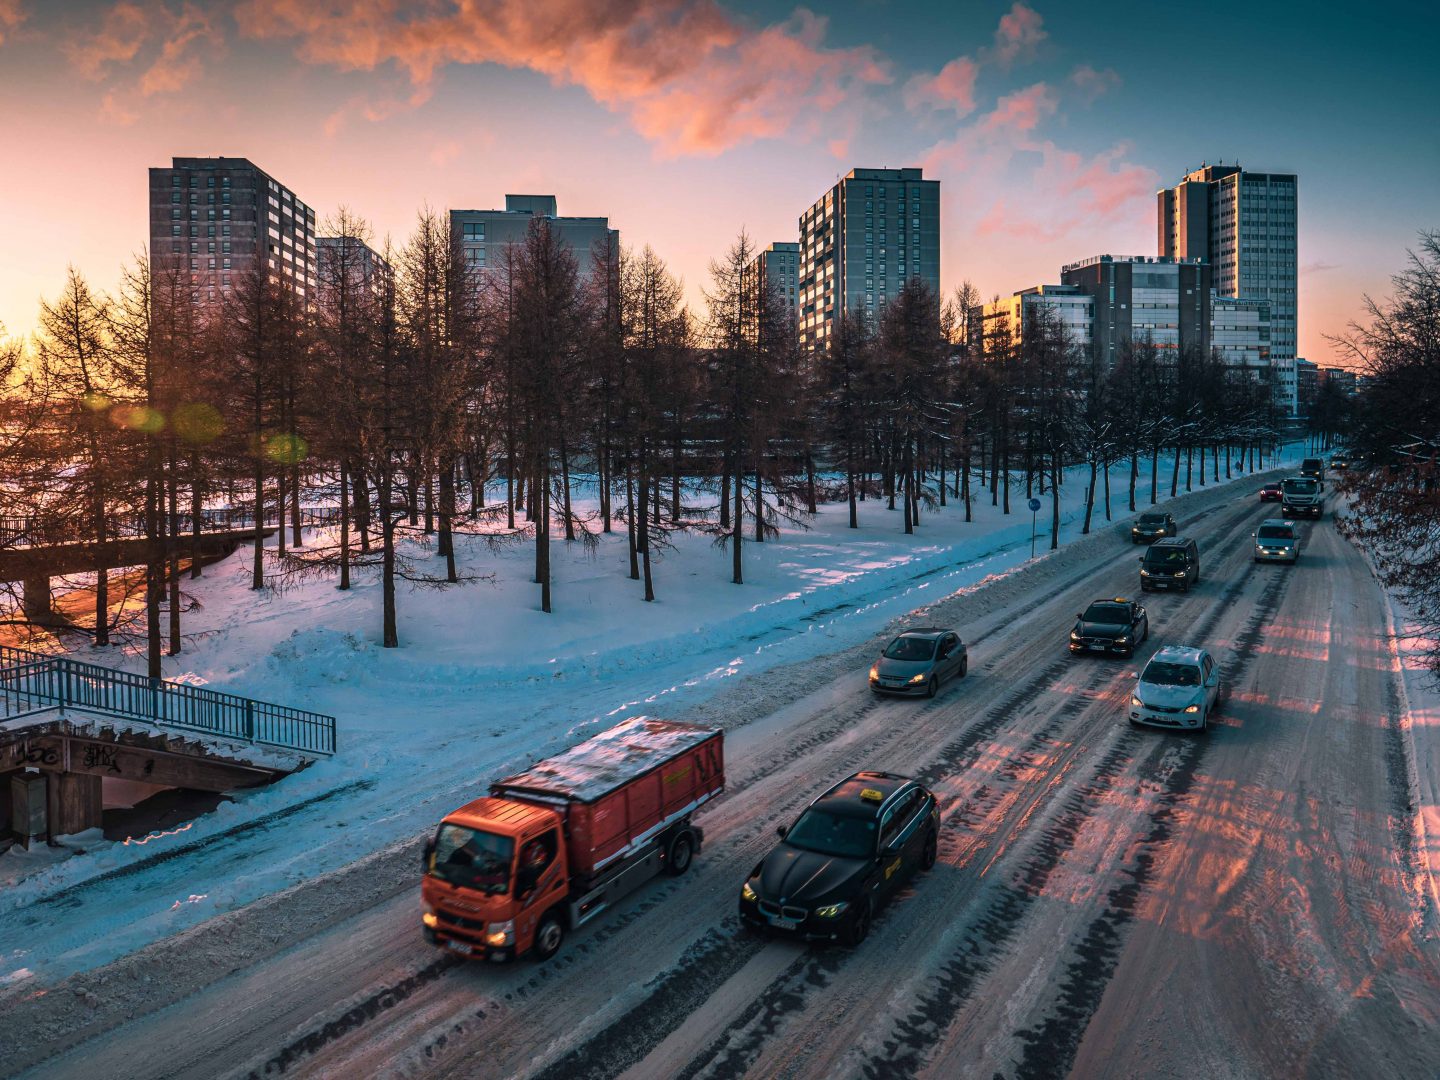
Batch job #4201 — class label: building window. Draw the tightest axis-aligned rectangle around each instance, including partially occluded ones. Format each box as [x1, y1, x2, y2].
[171, 225, 181, 236]
[171, 192, 180, 204]
[462, 222, 485, 240]
[171, 174, 181, 187]
[171, 209, 181, 220]
[207, 242, 215, 253]
[189, 227, 198, 237]
[190, 259, 198, 270]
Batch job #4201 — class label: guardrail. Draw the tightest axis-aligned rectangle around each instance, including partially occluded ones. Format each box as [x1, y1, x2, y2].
[0, 645, 336, 757]
[0, 507, 343, 549]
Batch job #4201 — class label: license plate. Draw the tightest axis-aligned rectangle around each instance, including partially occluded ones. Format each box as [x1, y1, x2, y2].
[769, 916, 799, 930]
[1088, 644, 1106, 651]
[445, 940, 474, 956]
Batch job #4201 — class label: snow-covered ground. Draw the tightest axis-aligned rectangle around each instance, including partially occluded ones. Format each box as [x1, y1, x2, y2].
[0, 447, 1306, 983]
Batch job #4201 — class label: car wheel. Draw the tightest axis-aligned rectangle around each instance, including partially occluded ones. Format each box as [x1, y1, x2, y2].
[958, 657, 968, 678]
[926, 676, 938, 698]
[845, 901, 873, 946]
[921, 831, 938, 871]
[1142, 619, 1150, 643]
[534, 914, 565, 961]
[666, 832, 693, 876]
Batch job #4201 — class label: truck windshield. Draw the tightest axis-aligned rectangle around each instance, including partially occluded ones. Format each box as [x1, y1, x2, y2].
[429, 824, 514, 895]
[1283, 479, 1319, 495]
[784, 808, 877, 859]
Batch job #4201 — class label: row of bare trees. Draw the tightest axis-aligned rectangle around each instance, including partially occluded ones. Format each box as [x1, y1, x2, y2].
[1, 211, 1287, 665]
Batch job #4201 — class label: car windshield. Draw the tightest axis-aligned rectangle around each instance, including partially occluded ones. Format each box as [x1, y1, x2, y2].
[1144, 548, 1188, 565]
[1143, 661, 1201, 687]
[1258, 526, 1293, 540]
[1283, 478, 1319, 494]
[1082, 603, 1128, 624]
[1138, 514, 1167, 524]
[884, 636, 936, 661]
[784, 808, 877, 859]
[428, 824, 513, 895]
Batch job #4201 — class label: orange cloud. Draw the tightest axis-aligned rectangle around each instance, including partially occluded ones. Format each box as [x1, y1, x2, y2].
[137, 5, 219, 96]
[0, 0, 24, 47]
[236, 0, 891, 156]
[980, 82, 1056, 134]
[976, 142, 1157, 241]
[904, 56, 978, 117]
[64, 1, 149, 79]
[993, 2, 1045, 66]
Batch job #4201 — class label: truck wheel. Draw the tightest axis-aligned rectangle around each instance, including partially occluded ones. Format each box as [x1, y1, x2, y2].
[534, 914, 564, 961]
[667, 832, 694, 876]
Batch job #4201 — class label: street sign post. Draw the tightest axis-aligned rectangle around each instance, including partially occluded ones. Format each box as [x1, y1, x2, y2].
[1028, 497, 1042, 558]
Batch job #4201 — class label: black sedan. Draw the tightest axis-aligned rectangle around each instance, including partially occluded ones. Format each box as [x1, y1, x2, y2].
[740, 771, 938, 945]
[1130, 511, 1176, 543]
[1069, 598, 1149, 658]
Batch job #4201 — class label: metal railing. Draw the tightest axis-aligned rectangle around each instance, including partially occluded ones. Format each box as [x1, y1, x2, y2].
[0, 506, 345, 550]
[0, 645, 336, 757]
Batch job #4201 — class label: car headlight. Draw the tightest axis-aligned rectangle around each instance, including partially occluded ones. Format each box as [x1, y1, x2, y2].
[1173, 570, 1187, 578]
[1070, 630, 1082, 641]
[1131, 694, 1143, 707]
[815, 902, 849, 918]
[485, 920, 515, 947]
[1115, 635, 1130, 645]
[868, 665, 879, 682]
[1139, 569, 1152, 577]
[741, 881, 758, 903]
[909, 673, 927, 684]
[1183, 704, 1200, 714]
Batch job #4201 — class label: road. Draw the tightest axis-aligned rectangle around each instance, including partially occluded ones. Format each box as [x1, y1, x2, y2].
[7, 482, 1439, 1080]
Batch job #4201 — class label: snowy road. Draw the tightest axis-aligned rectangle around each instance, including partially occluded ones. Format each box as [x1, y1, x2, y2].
[6, 481, 1438, 1079]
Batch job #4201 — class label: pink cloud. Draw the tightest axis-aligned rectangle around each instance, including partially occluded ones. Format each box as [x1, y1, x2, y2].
[137, 5, 218, 96]
[975, 143, 1158, 242]
[64, 1, 149, 79]
[1070, 64, 1120, 103]
[0, 0, 24, 47]
[904, 56, 978, 116]
[236, 0, 892, 157]
[980, 82, 1056, 134]
[993, 2, 1045, 66]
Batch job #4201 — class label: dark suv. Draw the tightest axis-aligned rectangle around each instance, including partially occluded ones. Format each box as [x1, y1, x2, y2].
[1300, 457, 1325, 480]
[1130, 511, 1177, 544]
[1139, 537, 1200, 592]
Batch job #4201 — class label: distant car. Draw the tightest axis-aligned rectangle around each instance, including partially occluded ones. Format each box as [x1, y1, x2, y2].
[1254, 519, 1299, 564]
[1130, 511, 1177, 544]
[1259, 482, 1283, 502]
[869, 628, 967, 697]
[1329, 452, 1350, 470]
[1129, 646, 1221, 732]
[1070, 598, 1149, 658]
[1300, 457, 1326, 480]
[739, 771, 938, 945]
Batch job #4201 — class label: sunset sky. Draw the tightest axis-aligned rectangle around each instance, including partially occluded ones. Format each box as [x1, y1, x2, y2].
[0, 0, 1435, 366]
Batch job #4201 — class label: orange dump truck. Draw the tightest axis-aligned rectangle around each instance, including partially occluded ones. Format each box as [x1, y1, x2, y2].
[421, 717, 724, 962]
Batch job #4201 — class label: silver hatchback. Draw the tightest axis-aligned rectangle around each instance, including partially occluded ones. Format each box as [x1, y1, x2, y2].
[869, 628, 968, 698]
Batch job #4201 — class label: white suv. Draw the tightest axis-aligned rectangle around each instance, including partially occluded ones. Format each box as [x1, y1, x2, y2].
[1129, 646, 1220, 731]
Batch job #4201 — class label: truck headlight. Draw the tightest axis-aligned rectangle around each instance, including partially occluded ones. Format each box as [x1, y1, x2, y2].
[1184, 704, 1200, 714]
[908, 673, 926, 684]
[741, 881, 758, 903]
[815, 902, 849, 918]
[485, 920, 515, 947]
[422, 909, 439, 929]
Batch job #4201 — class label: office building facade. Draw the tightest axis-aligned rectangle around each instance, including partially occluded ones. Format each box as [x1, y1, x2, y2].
[797, 168, 940, 351]
[1158, 163, 1298, 413]
[1210, 294, 1271, 378]
[450, 195, 618, 284]
[1059, 254, 1213, 366]
[979, 284, 1093, 354]
[148, 156, 316, 308]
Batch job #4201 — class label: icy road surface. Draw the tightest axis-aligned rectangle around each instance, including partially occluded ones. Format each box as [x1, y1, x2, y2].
[5, 480, 1439, 1078]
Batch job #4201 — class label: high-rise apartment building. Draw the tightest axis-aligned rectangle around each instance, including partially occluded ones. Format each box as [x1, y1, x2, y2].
[316, 235, 392, 301]
[148, 157, 316, 308]
[1295, 357, 1318, 415]
[749, 241, 800, 321]
[450, 195, 618, 284]
[1158, 163, 1298, 414]
[797, 168, 940, 351]
[1059, 254, 1213, 366]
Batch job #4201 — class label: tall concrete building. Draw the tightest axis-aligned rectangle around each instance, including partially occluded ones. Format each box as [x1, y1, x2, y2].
[749, 241, 800, 322]
[1158, 163, 1298, 413]
[450, 195, 617, 284]
[316, 235, 392, 303]
[1059, 254, 1213, 366]
[797, 167, 940, 351]
[1211, 294, 1271, 379]
[148, 157, 316, 308]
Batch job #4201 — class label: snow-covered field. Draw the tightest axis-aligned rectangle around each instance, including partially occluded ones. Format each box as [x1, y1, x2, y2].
[0, 447, 1306, 983]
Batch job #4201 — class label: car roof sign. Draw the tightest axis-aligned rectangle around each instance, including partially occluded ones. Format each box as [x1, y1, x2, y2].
[860, 787, 884, 802]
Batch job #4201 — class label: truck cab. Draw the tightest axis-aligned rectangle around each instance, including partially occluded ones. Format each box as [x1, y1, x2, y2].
[422, 796, 570, 962]
[1281, 475, 1324, 519]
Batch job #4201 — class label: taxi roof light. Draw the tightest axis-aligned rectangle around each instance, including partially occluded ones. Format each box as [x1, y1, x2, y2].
[859, 787, 884, 802]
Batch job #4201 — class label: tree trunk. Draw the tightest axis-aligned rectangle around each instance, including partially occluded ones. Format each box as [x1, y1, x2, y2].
[190, 451, 203, 579]
[168, 456, 181, 655]
[1082, 457, 1097, 534]
[626, 463, 639, 580]
[731, 449, 744, 585]
[539, 460, 552, 613]
[339, 458, 351, 591]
